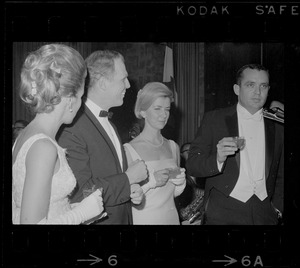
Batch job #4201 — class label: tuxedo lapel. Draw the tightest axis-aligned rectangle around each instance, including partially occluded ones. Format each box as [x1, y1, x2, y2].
[264, 118, 275, 180]
[110, 121, 128, 172]
[83, 105, 123, 171]
[225, 105, 240, 169]
[225, 111, 239, 137]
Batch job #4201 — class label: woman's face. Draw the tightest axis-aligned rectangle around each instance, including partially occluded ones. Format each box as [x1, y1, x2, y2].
[143, 96, 171, 130]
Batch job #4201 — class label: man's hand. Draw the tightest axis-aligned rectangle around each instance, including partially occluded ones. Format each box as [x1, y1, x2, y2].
[216, 137, 238, 163]
[130, 184, 144, 205]
[125, 159, 148, 184]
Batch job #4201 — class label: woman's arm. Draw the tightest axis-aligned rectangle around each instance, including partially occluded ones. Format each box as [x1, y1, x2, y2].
[21, 139, 57, 224]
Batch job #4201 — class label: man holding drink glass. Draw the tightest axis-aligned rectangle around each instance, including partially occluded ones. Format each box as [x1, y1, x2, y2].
[186, 64, 284, 225]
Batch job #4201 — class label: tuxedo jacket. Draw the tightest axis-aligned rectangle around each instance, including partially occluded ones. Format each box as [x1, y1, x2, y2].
[56, 104, 132, 224]
[186, 104, 284, 212]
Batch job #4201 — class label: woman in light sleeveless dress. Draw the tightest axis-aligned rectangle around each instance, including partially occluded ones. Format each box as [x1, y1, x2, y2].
[12, 44, 103, 224]
[124, 82, 186, 225]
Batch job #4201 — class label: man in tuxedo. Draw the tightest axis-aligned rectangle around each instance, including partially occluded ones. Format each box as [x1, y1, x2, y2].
[186, 64, 284, 225]
[57, 50, 148, 224]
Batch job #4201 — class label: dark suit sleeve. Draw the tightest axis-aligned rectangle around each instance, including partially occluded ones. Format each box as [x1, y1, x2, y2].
[272, 142, 284, 213]
[58, 128, 131, 207]
[186, 112, 222, 178]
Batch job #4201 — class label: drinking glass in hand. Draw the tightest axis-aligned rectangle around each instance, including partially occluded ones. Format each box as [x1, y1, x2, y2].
[233, 136, 246, 150]
[168, 167, 181, 180]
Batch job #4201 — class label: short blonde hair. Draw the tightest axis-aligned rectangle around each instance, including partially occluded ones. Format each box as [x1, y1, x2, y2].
[134, 82, 174, 119]
[85, 50, 124, 91]
[20, 44, 86, 114]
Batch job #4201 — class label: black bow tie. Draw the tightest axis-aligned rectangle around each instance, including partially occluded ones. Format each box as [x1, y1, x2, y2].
[99, 110, 113, 119]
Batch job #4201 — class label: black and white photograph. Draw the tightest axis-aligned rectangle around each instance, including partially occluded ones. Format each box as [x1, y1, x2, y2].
[2, 0, 300, 267]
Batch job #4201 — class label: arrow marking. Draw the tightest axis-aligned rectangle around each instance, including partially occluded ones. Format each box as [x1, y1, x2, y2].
[77, 254, 103, 265]
[212, 255, 237, 266]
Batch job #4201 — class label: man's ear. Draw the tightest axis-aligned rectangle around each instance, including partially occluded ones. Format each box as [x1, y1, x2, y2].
[97, 76, 107, 91]
[233, 84, 240, 96]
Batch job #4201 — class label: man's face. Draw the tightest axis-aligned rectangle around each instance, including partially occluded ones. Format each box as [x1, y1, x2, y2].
[233, 68, 270, 114]
[104, 58, 130, 108]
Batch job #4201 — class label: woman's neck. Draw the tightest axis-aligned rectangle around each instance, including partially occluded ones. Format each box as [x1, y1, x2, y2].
[139, 128, 164, 147]
[140, 126, 161, 140]
[31, 113, 62, 139]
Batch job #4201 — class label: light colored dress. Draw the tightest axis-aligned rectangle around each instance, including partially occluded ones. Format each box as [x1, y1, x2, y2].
[124, 140, 184, 225]
[12, 133, 76, 224]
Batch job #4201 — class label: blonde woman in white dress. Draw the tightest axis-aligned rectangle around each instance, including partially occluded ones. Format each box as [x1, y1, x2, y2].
[12, 44, 104, 224]
[124, 82, 186, 225]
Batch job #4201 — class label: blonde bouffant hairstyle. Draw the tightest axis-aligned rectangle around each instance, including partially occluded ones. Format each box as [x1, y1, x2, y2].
[20, 44, 86, 114]
[134, 82, 174, 119]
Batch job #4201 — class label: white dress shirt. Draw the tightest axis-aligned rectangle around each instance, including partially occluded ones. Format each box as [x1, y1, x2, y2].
[229, 103, 268, 202]
[85, 98, 123, 170]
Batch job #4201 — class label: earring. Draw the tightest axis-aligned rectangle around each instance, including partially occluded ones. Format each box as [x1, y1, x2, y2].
[69, 98, 73, 112]
[140, 111, 146, 118]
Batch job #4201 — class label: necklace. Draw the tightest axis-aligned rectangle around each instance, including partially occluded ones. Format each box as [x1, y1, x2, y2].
[141, 136, 164, 147]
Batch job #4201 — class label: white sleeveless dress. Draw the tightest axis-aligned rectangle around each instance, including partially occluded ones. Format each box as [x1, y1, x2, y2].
[124, 140, 182, 225]
[12, 133, 77, 224]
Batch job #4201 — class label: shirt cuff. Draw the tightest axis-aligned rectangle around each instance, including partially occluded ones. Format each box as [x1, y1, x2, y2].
[217, 160, 224, 172]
